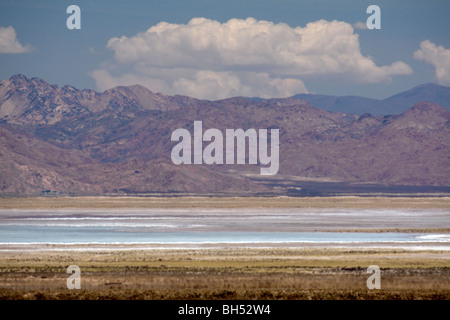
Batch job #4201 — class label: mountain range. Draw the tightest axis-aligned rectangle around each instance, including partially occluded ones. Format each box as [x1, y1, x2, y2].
[0, 74, 449, 196]
[293, 83, 450, 115]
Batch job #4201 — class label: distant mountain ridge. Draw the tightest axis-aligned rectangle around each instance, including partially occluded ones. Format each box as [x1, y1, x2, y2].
[293, 83, 450, 115]
[0, 74, 449, 195]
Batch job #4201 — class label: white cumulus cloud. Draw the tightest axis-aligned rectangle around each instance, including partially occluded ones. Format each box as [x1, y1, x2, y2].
[0, 26, 32, 54]
[353, 21, 368, 30]
[92, 17, 412, 100]
[414, 40, 450, 86]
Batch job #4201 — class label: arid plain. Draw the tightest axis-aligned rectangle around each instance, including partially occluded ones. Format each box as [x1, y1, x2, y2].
[0, 196, 449, 300]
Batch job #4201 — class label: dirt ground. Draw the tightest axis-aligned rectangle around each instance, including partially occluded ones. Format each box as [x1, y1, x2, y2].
[1, 247, 449, 300]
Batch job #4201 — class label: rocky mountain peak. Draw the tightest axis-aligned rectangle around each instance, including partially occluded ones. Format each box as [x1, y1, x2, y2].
[384, 102, 450, 132]
[9, 73, 30, 84]
[4, 74, 54, 92]
[404, 101, 449, 116]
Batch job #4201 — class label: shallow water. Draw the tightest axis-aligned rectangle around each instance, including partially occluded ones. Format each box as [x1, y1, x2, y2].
[0, 208, 449, 245]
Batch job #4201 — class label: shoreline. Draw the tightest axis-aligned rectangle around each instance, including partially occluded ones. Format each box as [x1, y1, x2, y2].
[1, 242, 450, 252]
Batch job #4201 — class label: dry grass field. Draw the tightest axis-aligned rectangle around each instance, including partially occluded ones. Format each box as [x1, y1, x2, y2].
[1, 196, 449, 209]
[0, 247, 449, 300]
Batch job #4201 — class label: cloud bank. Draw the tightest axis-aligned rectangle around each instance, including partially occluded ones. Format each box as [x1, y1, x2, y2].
[92, 17, 413, 100]
[0, 26, 31, 54]
[414, 40, 450, 86]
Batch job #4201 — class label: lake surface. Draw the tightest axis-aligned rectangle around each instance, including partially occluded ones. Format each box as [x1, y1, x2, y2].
[0, 208, 449, 246]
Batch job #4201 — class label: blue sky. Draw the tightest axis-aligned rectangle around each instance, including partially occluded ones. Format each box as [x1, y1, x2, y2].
[0, 0, 449, 99]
